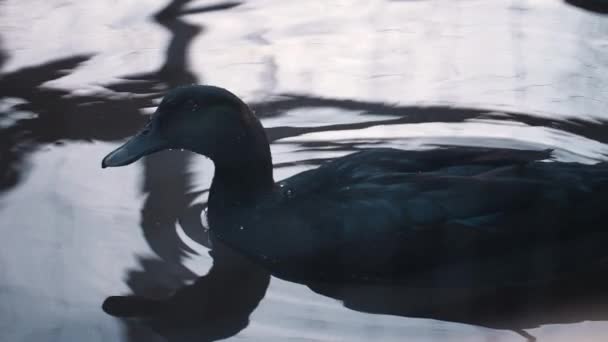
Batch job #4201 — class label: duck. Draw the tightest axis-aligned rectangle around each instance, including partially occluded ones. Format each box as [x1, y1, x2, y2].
[102, 85, 608, 289]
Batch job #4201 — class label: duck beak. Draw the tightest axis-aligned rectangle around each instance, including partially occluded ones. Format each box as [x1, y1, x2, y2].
[102, 121, 168, 168]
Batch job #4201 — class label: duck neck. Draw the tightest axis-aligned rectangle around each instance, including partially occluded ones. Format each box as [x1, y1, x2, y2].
[207, 117, 274, 211]
[211, 159, 274, 203]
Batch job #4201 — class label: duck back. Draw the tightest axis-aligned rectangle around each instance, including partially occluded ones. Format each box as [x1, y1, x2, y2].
[211, 147, 608, 287]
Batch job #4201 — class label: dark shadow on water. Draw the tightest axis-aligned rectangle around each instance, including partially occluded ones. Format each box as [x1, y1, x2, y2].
[256, 93, 608, 147]
[307, 270, 608, 341]
[0, 55, 152, 193]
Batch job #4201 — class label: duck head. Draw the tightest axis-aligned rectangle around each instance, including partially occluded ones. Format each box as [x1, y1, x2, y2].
[102, 85, 272, 171]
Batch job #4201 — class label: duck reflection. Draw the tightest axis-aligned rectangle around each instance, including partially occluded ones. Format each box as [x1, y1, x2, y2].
[104, 236, 270, 342]
[307, 274, 608, 341]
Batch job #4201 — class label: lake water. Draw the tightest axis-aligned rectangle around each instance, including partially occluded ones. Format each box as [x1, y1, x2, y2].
[1, 0, 608, 341]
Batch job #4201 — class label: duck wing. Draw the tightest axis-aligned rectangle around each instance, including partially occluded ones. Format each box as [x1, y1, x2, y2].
[291, 147, 554, 182]
[263, 147, 608, 285]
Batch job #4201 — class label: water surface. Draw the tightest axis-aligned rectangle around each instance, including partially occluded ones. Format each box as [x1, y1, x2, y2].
[1, 0, 608, 341]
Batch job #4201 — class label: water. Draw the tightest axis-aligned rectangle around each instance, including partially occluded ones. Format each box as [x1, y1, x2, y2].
[1, 0, 608, 341]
